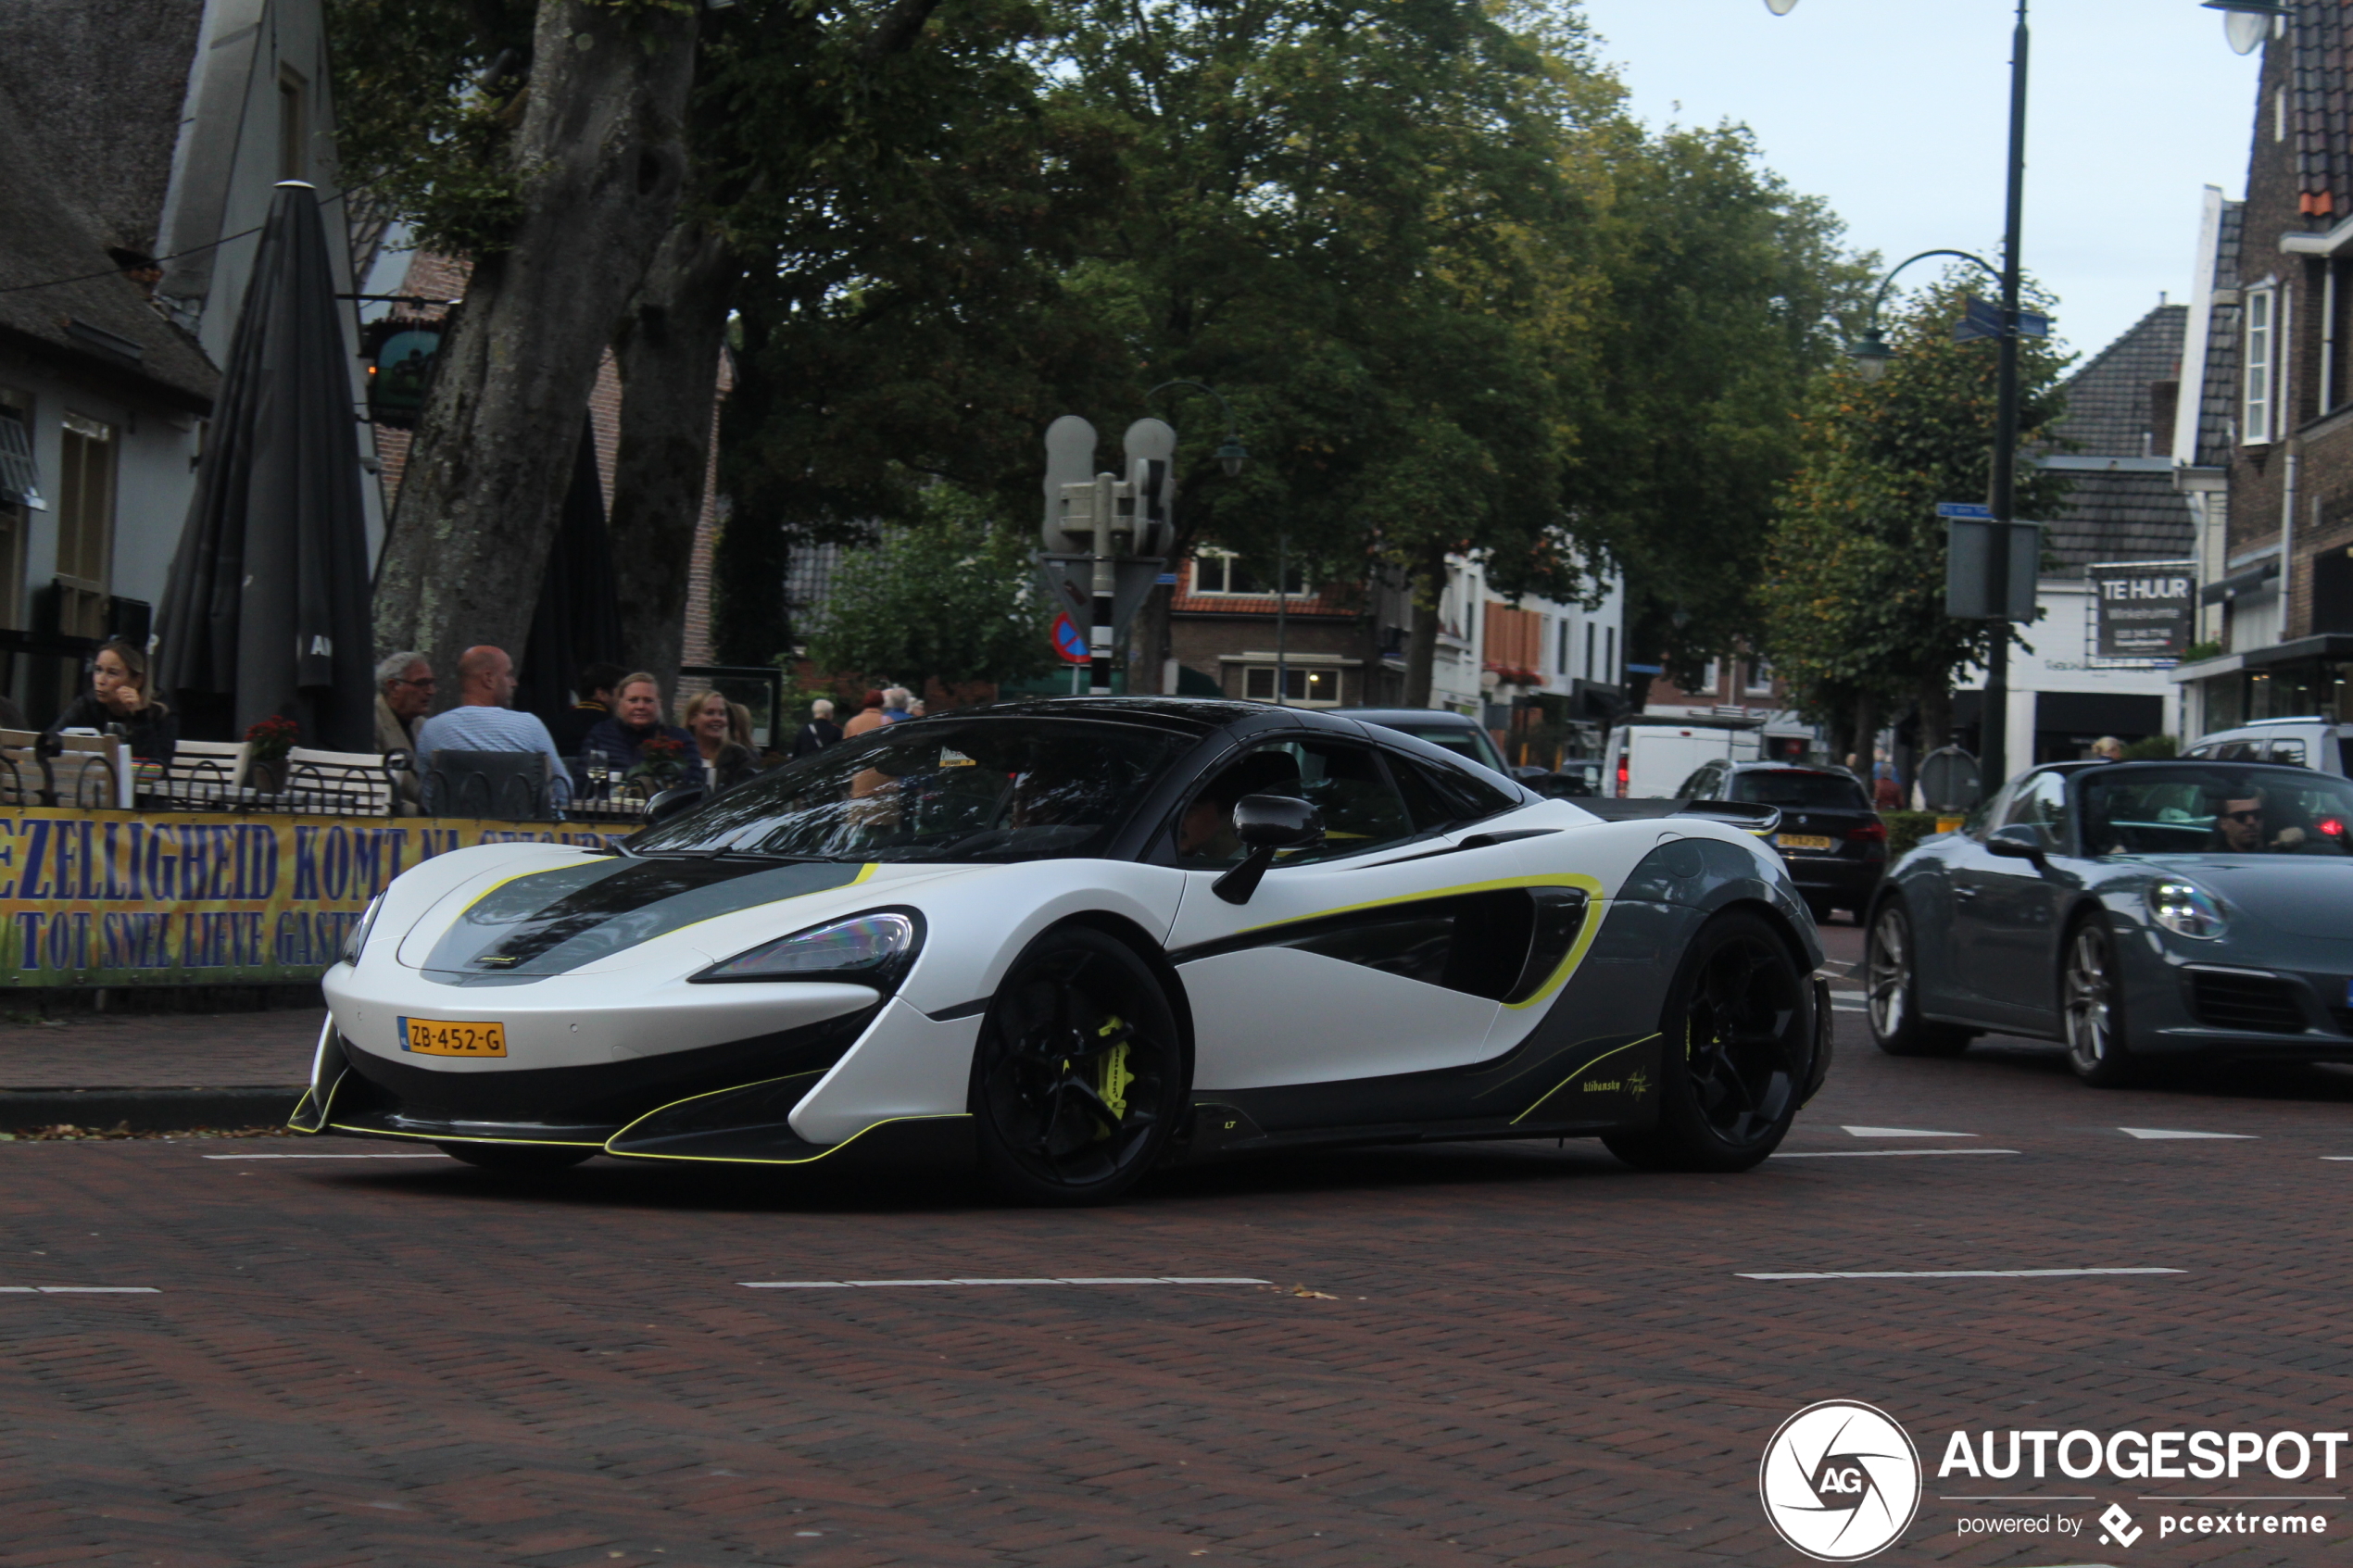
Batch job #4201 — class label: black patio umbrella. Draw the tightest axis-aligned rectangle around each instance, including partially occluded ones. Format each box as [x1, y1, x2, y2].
[520, 414, 625, 722]
[157, 180, 374, 751]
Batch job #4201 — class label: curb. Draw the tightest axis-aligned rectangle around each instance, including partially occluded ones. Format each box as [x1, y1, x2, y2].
[0, 1086, 302, 1132]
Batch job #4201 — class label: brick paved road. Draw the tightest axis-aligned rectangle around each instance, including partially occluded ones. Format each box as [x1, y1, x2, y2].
[4, 1006, 2351, 1566]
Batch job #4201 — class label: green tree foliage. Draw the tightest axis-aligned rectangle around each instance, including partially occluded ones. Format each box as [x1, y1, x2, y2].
[1761, 277, 2072, 748]
[799, 490, 1059, 693]
[1574, 124, 1871, 687]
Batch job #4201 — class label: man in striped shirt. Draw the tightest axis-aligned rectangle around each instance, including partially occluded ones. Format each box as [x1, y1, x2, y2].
[413, 646, 573, 809]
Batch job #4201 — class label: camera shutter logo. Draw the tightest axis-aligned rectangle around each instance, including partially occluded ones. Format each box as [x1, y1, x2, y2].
[1758, 1400, 1922, 1562]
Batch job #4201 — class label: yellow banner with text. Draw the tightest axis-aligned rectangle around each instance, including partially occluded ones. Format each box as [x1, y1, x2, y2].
[0, 809, 628, 986]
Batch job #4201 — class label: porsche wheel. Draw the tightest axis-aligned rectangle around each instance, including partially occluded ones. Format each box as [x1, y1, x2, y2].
[971, 927, 1189, 1206]
[435, 1142, 597, 1173]
[1866, 900, 1973, 1058]
[2061, 917, 2137, 1087]
[1604, 910, 1813, 1173]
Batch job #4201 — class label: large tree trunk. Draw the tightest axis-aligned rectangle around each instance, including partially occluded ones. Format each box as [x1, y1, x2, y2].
[372, 0, 698, 684]
[1917, 677, 1953, 757]
[1851, 691, 1880, 778]
[1402, 545, 1446, 708]
[609, 216, 740, 685]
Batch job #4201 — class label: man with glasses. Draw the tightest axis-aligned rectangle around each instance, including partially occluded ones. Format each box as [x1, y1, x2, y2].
[2211, 788, 2309, 853]
[374, 652, 434, 810]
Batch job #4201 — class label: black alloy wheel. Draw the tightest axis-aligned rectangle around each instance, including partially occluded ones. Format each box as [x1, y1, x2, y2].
[434, 1141, 598, 1172]
[970, 926, 1189, 1205]
[2060, 916, 2138, 1087]
[1604, 909, 1813, 1173]
[1866, 899, 1974, 1057]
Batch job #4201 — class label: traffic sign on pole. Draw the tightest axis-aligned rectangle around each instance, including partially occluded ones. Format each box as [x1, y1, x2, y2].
[1051, 613, 1088, 664]
[1935, 501, 1994, 521]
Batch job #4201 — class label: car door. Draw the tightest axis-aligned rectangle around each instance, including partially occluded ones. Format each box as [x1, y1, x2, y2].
[1165, 735, 1543, 1093]
[1949, 769, 2072, 1026]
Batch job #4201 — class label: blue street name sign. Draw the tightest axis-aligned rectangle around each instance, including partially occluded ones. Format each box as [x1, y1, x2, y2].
[1936, 501, 1994, 521]
[1953, 295, 2050, 344]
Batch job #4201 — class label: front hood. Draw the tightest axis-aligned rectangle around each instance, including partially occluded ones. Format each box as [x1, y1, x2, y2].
[396, 856, 953, 981]
[2133, 856, 2353, 940]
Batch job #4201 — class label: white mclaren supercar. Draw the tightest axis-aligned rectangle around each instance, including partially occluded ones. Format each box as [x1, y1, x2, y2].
[299, 698, 1831, 1202]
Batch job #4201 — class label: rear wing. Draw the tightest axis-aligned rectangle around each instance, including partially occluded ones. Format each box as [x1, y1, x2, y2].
[1579, 797, 1781, 836]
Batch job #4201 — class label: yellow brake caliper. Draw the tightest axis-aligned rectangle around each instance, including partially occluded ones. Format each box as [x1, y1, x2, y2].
[1096, 1016, 1132, 1136]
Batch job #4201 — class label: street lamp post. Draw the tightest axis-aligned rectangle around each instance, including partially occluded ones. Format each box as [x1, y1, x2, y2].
[1145, 380, 1251, 696]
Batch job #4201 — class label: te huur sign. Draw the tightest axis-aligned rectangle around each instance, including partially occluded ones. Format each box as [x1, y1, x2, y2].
[2091, 561, 2195, 660]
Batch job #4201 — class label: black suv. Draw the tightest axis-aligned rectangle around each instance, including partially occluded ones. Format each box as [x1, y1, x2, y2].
[1677, 759, 1886, 923]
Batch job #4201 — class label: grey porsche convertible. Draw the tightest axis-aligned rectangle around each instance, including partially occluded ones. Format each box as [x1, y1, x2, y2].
[1867, 759, 2353, 1085]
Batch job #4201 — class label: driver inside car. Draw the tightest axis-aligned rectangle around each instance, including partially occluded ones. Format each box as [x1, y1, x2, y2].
[2209, 789, 2308, 853]
[1176, 750, 1305, 862]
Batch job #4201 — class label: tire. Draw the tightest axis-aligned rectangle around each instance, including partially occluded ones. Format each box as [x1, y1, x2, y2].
[970, 926, 1190, 1206]
[435, 1142, 597, 1173]
[2061, 916, 2138, 1087]
[1604, 909, 1815, 1173]
[1866, 900, 1974, 1058]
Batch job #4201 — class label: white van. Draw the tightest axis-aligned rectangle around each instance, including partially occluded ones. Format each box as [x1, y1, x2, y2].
[2179, 716, 2353, 776]
[1601, 718, 1763, 798]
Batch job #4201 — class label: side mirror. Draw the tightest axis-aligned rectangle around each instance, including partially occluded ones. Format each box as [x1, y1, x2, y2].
[1985, 823, 2050, 865]
[644, 783, 707, 826]
[1214, 794, 1323, 905]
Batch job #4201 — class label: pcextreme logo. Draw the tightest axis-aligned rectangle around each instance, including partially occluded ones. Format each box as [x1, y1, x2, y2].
[1759, 1400, 1923, 1562]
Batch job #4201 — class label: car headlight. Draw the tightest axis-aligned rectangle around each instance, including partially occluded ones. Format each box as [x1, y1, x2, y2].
[691, 909, 924, 991]
[341, 895, 385, 967]
[2148, 880, 2227, 939]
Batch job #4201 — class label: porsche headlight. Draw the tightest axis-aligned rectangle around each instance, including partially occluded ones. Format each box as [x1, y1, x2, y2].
[692, 909, 924, 990]
[340, 895, 385, 967]
[2148, 880, 2227, 939]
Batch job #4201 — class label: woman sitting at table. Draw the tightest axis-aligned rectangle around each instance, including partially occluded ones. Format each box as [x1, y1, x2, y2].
[46, 638, 176, 762]
[682, 689, 761, 794]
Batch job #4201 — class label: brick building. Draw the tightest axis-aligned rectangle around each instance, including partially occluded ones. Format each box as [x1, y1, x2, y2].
[2171, 3, 2353, 733]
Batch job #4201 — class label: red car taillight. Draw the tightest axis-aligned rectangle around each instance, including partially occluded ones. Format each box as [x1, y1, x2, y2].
[1616, 759, 1629, 797]
[1847, 820, 1887, 843]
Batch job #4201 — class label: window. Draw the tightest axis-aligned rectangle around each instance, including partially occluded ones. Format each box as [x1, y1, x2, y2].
[1584, 622, 1595, 681]
[1192, 549, 1307, 596]
[1556, 617, 1569, 675]
[2245, 286, 2275, 445]
[1698, 659, 1720, 694]
[1387, 750, 1520, 830]
[1241, 665, 1340, 706]
[1997, 770, 2071, 851]
[1604, 626, 1616, 682]
[56, 412, 114, 641]
[0, 392, 31, 633]
[1744, 659, 1775, 696]
[1176, 738, 1414, 866]
[278, 69, 308, 182]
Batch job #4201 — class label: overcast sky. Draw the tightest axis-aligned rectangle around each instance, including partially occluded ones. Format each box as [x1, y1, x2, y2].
[1575, 0, 2267, 361]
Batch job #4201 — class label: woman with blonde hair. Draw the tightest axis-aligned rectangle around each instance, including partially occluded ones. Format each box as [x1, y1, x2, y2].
[681, 688, 761, 792]
[48, 637, 177, 761]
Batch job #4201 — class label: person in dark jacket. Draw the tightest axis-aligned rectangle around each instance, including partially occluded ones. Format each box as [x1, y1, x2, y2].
[583, 671, 694, 777]
[681, 689, 761, 793]
[547, 661, 625, 759]
[790, 697, 843, 759]
[47, 637, 176, 762]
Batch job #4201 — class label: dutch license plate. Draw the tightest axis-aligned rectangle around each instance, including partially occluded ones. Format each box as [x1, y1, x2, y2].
[400, 1017, 507, 1058]
[1777, 834, 1834, 852]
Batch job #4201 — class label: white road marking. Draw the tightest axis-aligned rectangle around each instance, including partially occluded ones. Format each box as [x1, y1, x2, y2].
[740, 1276, 1271, 1290]
[0, 1286, 160, 1294]
[1843, 1125, 1978, 1138]
[2119, 1127, 2255, 1140]
[2322, 1156, 2353, 1161]
[1772, 1148, 2018, 1159]
[201, 1152, 451, 1160]
[1740, 1267, 2183, 1281]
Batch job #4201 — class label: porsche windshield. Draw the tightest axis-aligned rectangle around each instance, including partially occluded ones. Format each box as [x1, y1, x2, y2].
[2081, 765, 2353, 857]
[628, 718, 1193, 862]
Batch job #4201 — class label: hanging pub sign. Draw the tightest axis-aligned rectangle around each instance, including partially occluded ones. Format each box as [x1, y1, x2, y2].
[2090, 560, 2195, 659]
[359, 317, 445, 429]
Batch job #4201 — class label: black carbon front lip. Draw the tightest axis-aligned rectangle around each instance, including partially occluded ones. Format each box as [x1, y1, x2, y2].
[323, 1009, 875, 1143]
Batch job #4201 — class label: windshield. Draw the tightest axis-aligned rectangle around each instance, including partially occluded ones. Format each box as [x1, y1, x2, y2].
[628, 718, 1194, 863]
[1730, 770, 1870, 809]
[1372, 721, 1507, 773]
[2081, 765, 2353, 857]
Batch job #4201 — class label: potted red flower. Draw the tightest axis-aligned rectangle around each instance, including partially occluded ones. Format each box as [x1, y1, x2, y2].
[244, 713, 301, 794]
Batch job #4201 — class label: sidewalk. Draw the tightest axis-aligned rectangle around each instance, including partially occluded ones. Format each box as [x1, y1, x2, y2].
[0, 1009, 321, 1131]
